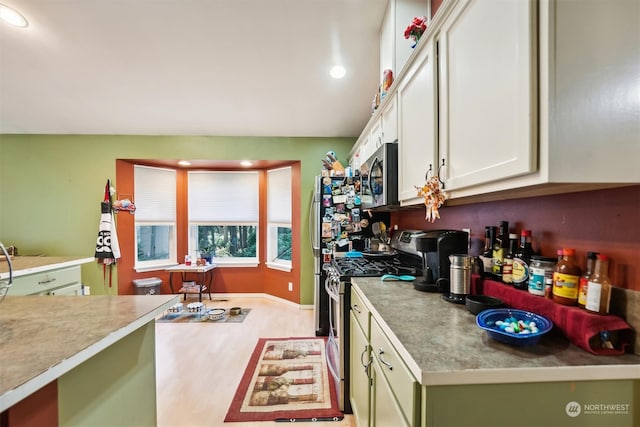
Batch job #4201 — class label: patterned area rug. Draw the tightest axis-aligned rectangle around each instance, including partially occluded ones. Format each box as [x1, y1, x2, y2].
[224, 337, 343, 422]
[156, 308, 251, 323]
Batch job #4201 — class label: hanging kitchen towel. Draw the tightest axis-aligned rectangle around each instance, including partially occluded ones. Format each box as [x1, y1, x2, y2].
[482, 279, 633, 355]
[94, 180, 120, 287]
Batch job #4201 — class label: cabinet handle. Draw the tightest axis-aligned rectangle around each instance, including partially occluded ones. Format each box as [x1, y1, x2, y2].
[378, 348, 393, 371]
[352, 304, 361, 314]
[360, 345, 372, 373]
[38, 277, 57, 285]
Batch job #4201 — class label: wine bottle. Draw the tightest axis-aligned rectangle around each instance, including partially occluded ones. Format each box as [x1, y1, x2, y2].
[512, 230, 534, 290]
[479, 226, 497, 277]
[502, 233, 518, 285]
[492, 221, 509, 279]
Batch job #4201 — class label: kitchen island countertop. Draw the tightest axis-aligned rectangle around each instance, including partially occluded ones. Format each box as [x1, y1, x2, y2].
[0, 294, 178, 412]
[352, 277, 640, 386]
[0, 256, 95, 279]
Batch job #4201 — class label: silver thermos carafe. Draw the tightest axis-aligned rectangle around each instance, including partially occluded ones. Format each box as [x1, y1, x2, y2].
[446, 254, 474, 303]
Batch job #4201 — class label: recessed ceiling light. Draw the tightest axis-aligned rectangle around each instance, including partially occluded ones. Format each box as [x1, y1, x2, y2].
[330, 65, 346, 79]
[240, 161, 253, 167]
[0, 4, 28, 28]
[178, 160, 191, 166]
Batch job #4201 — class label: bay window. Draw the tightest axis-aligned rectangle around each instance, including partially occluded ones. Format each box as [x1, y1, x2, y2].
[134, 165, 177, 270]
[188, 171, 259, 266]
[266, 166, 292, 271]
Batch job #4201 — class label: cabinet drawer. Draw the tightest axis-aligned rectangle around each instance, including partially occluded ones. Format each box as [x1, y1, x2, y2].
[370, 316, 418, 425]
[12, 266, 81, 295]
[351, 286, 370, 336]
[48, 283, 83, 296]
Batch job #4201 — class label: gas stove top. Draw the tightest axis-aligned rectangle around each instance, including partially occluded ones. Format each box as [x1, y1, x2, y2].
[331, 255, 420, 279]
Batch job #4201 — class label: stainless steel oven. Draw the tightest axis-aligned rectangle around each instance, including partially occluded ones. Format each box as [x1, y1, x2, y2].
[323, 247, 422, 413]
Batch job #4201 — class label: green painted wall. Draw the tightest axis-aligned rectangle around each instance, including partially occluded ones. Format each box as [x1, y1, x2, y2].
[0, 134, 355, 302]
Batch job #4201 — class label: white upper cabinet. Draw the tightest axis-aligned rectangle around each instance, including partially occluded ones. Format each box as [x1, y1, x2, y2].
[544, 0, 640, 183]
[353, 0, 639, 203]
[438, 0, 537, 191]
[447, 0, 640, 199]
[381, 93, 398, 144]
[397, 39, 438, 204]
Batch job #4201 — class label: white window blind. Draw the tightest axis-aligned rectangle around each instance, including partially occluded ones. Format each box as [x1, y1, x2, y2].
[267, 167, 292, 223]
[188, 171, 259, 222]
[134, 165, 176, 221]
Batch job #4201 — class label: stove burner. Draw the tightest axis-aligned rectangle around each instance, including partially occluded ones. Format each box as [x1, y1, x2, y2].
[331, 256, 420, 278]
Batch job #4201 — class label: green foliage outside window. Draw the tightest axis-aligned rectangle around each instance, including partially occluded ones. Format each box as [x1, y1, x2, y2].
[196, 225, 257, 258]
[277, 227, 292, 261]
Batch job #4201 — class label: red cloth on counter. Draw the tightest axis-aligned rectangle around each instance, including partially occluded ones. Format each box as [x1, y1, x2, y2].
[477, 278, 634, 355]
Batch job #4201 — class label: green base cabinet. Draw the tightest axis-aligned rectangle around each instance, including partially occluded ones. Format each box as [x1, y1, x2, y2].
[350, 312, 371, 427]
[422, 380, 638, 427]
[350, 286, 421, 427]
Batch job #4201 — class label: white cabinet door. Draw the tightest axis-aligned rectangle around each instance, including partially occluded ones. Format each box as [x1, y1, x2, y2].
[438, 0, 536, 190]
[546, 0, 640, 183]
[381, 94, 398, 144]
[369, 118, 384, 156]
[397, 39, 438, 204]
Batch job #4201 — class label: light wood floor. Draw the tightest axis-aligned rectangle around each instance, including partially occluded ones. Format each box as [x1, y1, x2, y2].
[155, 295, 356, 426]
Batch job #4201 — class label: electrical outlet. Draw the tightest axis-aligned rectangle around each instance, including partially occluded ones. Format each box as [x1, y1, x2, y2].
[288, 282, 293, 292]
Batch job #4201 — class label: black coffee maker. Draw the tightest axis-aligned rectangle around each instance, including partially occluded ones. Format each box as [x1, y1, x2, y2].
[414, 230, 469, 293]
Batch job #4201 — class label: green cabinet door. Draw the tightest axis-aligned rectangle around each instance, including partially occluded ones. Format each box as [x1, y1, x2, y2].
[350, 312, 371, 427]
[372, 357, 410, 427]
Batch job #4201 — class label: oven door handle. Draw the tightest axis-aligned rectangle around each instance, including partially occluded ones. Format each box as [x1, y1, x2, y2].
[324, 277, 340, 302]
[326, 331, 341, 383]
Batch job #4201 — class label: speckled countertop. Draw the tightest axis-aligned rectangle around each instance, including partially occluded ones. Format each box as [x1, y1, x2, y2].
[352, 278, 640, 387]
[0, 256, 94, 279]
[0, 294, 178, 411]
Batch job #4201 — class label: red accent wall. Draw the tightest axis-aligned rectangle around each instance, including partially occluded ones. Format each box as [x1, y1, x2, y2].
[391, 185, 640, 291]
[114, 161, 300, 303]
[431, 0, 445, 17]
[1, 381, 58, 427]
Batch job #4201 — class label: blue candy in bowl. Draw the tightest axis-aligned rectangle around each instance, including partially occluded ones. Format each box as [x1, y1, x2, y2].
[476, 308, 553, 346]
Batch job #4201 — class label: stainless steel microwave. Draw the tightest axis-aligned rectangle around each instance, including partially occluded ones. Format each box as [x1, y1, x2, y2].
[359, 141, 398, 209]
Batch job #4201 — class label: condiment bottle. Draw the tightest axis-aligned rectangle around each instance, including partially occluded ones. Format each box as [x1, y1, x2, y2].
[479, 226, 497, 277]
[492, 221, 509, 280]
[528, 256, 556, 297]
[501, 233, 518, 285]
[552, 248, 582, 305]
[585, 254, 612, 315]
[577, 251, 599, 308]
[512, 230, 534, 290]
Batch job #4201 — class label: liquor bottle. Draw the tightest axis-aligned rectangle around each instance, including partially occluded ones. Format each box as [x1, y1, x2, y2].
[512, 230, 535, 290]
[492, 221, 509, 279]
[501, 233, 518, 285]
[552, 248, 582, 305]
[585, 254, 612, 315]
[479, 226, 497, 277]
[577, 252, 599, 308]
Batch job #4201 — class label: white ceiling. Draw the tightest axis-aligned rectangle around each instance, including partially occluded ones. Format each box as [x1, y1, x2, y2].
[0, 0, 388, 137]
